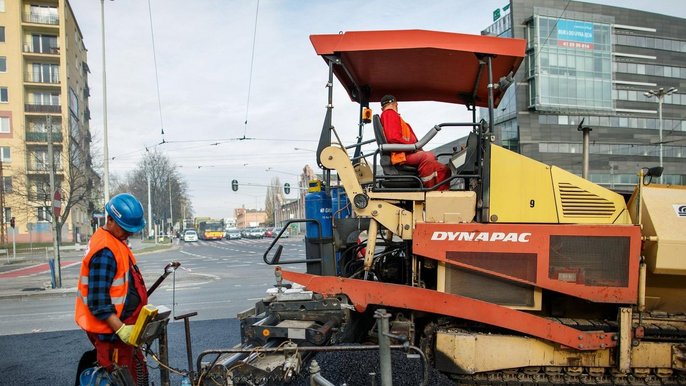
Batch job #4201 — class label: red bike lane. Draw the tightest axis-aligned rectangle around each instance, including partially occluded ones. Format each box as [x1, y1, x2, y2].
[0, 260, 79, 279]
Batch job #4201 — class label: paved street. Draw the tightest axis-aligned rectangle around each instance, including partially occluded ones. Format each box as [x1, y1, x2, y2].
[0, 236, 306, 334]
[0, 236, 308, 385]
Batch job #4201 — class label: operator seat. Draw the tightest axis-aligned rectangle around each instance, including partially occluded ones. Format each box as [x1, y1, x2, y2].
[372, 114, 422, 188]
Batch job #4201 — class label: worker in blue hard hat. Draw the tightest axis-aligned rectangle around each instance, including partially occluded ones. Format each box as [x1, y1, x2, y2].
[74, 193, 149, 385]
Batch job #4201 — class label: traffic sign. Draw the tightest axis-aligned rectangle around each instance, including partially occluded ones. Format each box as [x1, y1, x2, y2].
[53, 190, 62, 218]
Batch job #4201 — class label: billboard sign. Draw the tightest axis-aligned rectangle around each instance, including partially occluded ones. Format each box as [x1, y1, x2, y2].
[557, 19, 594, 49]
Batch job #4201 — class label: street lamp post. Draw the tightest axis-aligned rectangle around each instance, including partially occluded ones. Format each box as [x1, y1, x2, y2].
[644, 87, 678, 182]
[100, 0, 111, 204]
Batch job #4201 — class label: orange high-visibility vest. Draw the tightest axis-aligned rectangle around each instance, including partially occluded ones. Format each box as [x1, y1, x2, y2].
[74, 227, 136, 334]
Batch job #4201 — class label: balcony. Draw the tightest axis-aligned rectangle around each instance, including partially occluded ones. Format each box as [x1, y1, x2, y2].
[23, 45, 60, 56]
[27, 164, 63, 174]
[25, 71, 60, 85]
[25, 104, 61, 113]
[26, 131, 63, 143]
[23, 12, 59, 26]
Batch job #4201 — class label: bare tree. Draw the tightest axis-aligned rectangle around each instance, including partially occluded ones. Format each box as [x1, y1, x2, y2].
[118, 150, 193, 234]
[2, 121, 99, 243]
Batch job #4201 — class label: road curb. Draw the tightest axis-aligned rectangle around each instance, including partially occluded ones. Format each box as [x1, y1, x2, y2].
[0, 286, 77, 300]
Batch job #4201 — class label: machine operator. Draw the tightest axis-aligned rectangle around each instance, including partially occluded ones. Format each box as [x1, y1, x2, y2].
[379, 94, 451, 190]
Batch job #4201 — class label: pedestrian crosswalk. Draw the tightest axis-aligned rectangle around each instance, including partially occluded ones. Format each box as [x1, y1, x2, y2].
[182, 237, 302, 248]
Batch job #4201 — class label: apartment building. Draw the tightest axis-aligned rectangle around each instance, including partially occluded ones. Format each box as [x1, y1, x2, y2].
[0, 0, 96, 244]
[482, 0, 686, 189]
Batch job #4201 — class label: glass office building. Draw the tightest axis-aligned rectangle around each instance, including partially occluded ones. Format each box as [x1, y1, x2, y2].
[482, 1, 686, 188]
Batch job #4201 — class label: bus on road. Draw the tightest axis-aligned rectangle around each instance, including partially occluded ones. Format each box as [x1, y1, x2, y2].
[197, 221, 224, 240]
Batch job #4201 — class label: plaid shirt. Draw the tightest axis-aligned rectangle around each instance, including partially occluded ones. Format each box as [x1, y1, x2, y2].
[87, 248, 118, 320]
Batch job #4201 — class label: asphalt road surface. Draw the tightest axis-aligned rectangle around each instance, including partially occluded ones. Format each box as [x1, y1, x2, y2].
[0, 237, 307, 335]
[0, 237, 452, 385]
[0, 237, 307, 385]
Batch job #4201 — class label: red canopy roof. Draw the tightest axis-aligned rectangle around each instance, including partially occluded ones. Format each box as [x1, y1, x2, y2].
[310, 29, 526, 107]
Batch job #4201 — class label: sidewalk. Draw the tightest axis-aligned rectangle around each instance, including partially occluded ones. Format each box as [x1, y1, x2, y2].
[0, 238, 177, 299]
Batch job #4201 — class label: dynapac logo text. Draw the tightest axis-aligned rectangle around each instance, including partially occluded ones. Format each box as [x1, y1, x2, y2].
[431, 231, 531, 243]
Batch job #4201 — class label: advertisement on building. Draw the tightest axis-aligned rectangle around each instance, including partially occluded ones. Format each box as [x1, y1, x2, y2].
[556, 19, 594, 49]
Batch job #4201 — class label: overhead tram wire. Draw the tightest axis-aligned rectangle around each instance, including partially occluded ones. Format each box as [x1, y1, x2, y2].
[147, 0, 166, 141]
[109, 136, 317, 162]
[242, 0, 260, 141]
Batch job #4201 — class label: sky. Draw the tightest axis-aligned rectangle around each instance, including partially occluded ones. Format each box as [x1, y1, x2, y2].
[68, 0, 683, 219]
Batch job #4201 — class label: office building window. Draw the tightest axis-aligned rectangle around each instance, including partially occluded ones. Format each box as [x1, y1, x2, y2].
[0, 146, 10, 162]
[0, 87, 7, 102]
[3, 208, 10, 224]
[528, 16, 613, 112]
[2, 176, 11, 193]
[0, 1, 5, 13]
[0, 116, 9, 132]
[0, 56, 5, 72]
[0, 26, 4, 42]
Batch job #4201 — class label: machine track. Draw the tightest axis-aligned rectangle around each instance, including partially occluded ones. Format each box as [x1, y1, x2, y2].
[450, 367, 686, 385]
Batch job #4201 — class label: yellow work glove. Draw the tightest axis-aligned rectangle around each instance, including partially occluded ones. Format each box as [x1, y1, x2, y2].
[115, 324, 135, 345]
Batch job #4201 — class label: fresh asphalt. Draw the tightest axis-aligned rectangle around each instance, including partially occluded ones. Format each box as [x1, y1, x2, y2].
[1, 318, 241, 386]
[0, 237, 452, 385]
[0, 237, 300, 385]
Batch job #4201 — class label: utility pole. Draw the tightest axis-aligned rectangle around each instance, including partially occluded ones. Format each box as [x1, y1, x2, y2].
[47, 115, 61, 288]
[0, 156, 5, 246]
[168, 178, 173, 233]
[101, 0, 111, 204]
[147, 172, 153, 238]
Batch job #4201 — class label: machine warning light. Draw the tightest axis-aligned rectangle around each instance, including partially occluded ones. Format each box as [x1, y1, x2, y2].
[231, 179, 238, 192]
[284, 183, 291, 194]
[362, 107, 372, 123]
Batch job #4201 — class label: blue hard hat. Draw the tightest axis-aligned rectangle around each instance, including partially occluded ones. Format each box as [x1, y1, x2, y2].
[105, 193, 146, 233]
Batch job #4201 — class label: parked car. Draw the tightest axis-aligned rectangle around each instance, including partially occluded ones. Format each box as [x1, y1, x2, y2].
[245, 227, 265, 239]
[225, 228, 242, 240]
[272, 227, 289, 238]
[183, 229, 198, 242]
[263, 228, 274, 238]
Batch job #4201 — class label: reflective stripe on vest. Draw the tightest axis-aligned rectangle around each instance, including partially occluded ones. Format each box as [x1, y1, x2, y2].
[74, 227, 136, 334]
[77, 275, 128, 304]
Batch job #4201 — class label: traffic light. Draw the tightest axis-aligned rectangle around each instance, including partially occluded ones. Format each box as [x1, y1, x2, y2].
[10, 217, 15, 228]
[284, 183, 291, 194]
[231, 179, 238, 192]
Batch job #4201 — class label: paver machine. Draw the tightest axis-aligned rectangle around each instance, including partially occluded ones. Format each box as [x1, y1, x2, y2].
[195, 29, 686, 385]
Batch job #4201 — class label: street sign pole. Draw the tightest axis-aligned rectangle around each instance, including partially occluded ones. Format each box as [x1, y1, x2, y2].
[53, 190, 62, 288]
[11, 225, 15, 260]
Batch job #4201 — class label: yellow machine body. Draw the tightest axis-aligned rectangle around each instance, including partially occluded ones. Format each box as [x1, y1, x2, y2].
[489, 145, 631, 224]
[628, 184, 686, 275]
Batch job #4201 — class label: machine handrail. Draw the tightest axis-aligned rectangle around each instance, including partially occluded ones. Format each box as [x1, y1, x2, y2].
[263, 219, 323, 265]
[381, 121, 479, 152]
